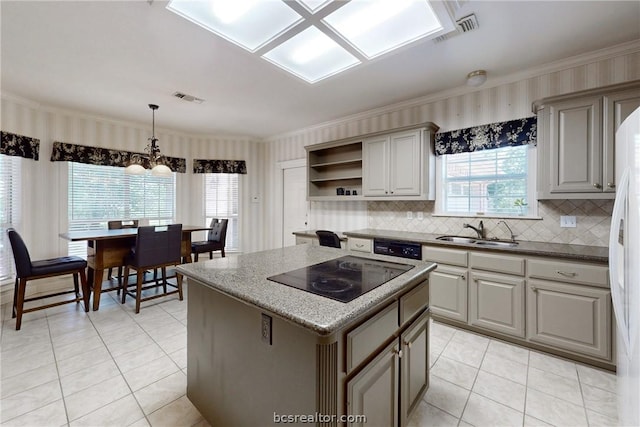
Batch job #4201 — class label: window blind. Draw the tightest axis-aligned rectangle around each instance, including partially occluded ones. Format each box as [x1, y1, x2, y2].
[0, 155, 21, 282]
[68, 162, 176, 257]
[441, 145, 530, 216]
[204, 173, 239, 251]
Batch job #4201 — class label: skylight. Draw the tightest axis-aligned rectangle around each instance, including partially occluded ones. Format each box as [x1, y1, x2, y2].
[166, 0, 455, 83]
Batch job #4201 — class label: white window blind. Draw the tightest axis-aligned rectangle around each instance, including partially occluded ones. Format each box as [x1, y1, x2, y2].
[0, 155, 21, 282]
[438, 145, 533, 216]
[204, 173, 239, 251]
[68, 162, 176, 257]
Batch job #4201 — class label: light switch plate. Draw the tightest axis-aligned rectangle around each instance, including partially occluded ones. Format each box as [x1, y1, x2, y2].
[261, 313, 272, 345]
[417, 211, 424, 220]
[560, 215, 577, 228]
[406, 211, 413, 219]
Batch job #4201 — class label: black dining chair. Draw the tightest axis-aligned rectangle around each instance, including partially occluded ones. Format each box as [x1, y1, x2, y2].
[316, 230, 342, 248]
[107, 219, 139, 284]
[7, 228, 89, 330]
[121, 224, 183, 313]
[191, 218, 228, 261]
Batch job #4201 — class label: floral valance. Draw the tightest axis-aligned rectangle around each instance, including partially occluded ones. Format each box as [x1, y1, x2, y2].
[435, 116, 537, 155]
[51, 142, 187, 173]
[193, 159, 247, 174]
[1, 131, 40, 160]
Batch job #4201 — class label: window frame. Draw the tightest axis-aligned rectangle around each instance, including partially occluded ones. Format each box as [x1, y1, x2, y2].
[203, 173, 241, 252]
[434, 144, 538, 219]
[0, 155, 21, 283]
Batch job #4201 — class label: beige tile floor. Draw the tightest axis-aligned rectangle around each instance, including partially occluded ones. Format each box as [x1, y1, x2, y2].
[0, 283, 618, 427]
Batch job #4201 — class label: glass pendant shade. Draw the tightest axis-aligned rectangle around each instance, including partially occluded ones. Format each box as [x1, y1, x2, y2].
[125, 163, 146, 175]
[151, 164, 173, 177]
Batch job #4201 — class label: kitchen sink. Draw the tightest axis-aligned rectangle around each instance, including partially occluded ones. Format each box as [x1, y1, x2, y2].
[436, 236, 477, 244]
[436, 235, 518, 247]
[474, 240, 519, 247]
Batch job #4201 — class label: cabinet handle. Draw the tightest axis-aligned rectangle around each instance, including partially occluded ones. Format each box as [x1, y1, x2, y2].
[556, 270, 577, 277]
[608, 182, 616, 189]
[356, 244, 364, 248]
[392, 348, 403, 358]
[593, 183, 602, 189]
[530, 286, 538, 292]
[403, 340, 412, 349]
[460, 275, 466, 280]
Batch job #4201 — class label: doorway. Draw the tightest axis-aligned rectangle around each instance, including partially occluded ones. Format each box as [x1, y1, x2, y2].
[282, 162, 308, 247]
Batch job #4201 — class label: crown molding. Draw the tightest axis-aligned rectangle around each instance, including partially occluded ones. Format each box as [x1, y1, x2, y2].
[265, 39, 640, 142]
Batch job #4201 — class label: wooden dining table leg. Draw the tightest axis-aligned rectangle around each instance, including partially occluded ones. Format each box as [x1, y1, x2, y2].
[91, 268, 105, 311]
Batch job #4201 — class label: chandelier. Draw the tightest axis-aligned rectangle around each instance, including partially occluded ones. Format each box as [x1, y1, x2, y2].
[125, 104, 172, 177]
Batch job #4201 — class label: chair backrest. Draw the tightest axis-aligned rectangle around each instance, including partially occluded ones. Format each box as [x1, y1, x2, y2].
[208, 219, 229, 244]
[133, 224, 182, 268]
[316, 230, 341, 248]
[7, 228, 32, 277]
[108, 220, 139, 230]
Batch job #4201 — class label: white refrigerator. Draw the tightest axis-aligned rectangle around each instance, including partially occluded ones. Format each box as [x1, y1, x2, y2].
[610, 106, 640, 427]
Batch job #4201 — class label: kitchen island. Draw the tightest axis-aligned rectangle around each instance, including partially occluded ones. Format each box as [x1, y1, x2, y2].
[176, 244, 436, 427]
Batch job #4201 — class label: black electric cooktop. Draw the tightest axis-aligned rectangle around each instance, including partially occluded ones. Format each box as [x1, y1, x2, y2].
[267, 255, 414, 303]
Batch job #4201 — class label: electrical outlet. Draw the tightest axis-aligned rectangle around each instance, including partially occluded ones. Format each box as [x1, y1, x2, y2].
[406, 211, 413, 219]
[560, 215, 577, 228]
[417, 211, 424, 220]
[261, 313, 272, 345]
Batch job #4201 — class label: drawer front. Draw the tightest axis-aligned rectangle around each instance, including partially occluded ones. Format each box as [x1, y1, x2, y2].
[470, 251, 525, 276]
[423, 246, 468, 267]
[528, 258, 608, 288]
[348, 237, 373, 253]
[400, 280, 429, 325]
[295, 236, 314, 245]
[346, 302, 399, 373]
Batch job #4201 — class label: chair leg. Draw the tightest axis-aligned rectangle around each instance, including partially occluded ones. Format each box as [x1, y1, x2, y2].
[209, 251, 213, 260]
[161, 267, 167, 294]
[135, 270, 144, 314]
[79, 269, 90, 312]
[194, 253, 199, 262]
[12, 278, 18, 319]
[221, 248, 225, 258]
[121, 266, 130, 304]
[177, 272, 184, 301]
[117, 266, 124, 285]
[108, 267, 114, 280]
[15, 278, 27, 331]
[73, 273, 80, 300]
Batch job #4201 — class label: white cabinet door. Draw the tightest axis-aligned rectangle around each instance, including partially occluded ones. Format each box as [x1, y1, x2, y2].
[389, 130, 421, 196]
[347, 340, 399, 427]
[470, 271, 525, 338]
[429, 265, 468, 322]
[527, 279, 611, 360]
[363, 136, 389, 196]
[400, 313, 428, 427]
[549, 96, 603, 193]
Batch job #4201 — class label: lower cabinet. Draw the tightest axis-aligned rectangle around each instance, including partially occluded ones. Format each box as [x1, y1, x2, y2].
[346, 304, 429, 427]
[527, 279, 611, 360]
[469, 271, 525, 338]
[347, 340, 400, 427]
[429, 265, 468, 322]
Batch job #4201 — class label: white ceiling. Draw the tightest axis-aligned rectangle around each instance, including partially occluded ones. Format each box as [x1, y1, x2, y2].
[2, 1, 639, 139]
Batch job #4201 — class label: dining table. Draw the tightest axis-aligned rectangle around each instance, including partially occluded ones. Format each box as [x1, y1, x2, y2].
[59, 225, 211, 310]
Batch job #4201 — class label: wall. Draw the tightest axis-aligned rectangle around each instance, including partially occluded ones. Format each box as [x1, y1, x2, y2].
[263, 41, 640, 249]
[0, 95, 265, 262]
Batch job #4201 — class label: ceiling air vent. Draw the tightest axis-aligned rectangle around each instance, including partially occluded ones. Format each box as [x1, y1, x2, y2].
[173, 92, 204, 104]
[456, 14, 479, 33]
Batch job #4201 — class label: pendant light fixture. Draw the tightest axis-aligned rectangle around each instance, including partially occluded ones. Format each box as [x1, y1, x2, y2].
[125, 104, 172, 177]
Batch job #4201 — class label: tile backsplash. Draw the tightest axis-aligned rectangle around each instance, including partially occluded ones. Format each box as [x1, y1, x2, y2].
[368, 199, 613, 247]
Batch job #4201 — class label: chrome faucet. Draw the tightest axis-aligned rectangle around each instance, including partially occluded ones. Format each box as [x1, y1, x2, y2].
[463, 221, 485, 239]
[497, 220, 517, 242]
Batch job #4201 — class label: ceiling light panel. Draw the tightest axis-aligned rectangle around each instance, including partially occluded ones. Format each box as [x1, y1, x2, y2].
[262, 26, 360, 83]
[166, 0, 302, 52]
[322, 0, 445, 59]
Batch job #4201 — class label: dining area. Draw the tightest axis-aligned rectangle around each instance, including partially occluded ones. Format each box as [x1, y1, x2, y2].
[6, 218, 229, 330]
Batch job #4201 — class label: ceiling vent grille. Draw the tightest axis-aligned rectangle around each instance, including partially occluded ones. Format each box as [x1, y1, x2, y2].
[173, 92, 204, 104]
[456, 14, 479, 32]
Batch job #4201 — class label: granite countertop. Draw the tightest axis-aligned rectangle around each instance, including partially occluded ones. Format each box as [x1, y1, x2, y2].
[176, 245, 435, 336]
[343, 229, 609, 263]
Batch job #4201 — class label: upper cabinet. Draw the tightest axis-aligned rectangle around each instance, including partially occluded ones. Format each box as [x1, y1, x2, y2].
[534, 81, 640, 199]
[306, 123, 438, 201]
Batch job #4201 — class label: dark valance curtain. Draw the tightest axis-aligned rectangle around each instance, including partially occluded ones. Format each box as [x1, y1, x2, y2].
[50, 141, 187, 173]
[435, 116, 537, 156]
[1, 131, 40, 160]
[193, 159, 247, 174]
